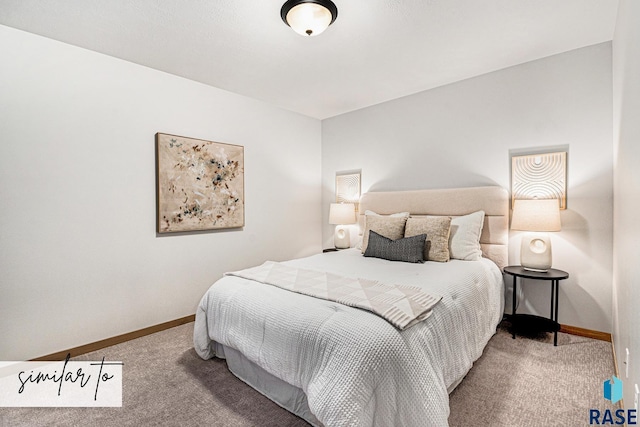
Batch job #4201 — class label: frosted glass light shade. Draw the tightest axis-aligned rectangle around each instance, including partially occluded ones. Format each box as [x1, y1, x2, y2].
[281, 0, 338, 37]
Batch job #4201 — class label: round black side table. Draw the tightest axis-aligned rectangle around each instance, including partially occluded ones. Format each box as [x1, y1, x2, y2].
[503, 266, 569, 346]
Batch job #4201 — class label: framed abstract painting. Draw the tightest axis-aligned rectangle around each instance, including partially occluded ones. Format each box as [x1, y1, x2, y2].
[155, 133, 245, 233]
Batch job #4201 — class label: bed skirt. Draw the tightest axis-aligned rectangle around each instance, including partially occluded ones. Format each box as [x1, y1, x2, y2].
[212, 340, 466, 426]
[213, 342, 322, 426]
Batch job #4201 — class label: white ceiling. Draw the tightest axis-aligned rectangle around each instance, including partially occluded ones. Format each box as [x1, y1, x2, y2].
[0, 0, 619, 119]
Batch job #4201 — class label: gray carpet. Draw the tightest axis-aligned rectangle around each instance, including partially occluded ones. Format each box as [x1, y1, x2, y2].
[449, 323, 618, 426]
[0, 321, 617, 427]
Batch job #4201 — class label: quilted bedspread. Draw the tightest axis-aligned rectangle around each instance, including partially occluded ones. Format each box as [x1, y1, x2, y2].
[194, 249, 503, 427]
[225, 261, 442, 330]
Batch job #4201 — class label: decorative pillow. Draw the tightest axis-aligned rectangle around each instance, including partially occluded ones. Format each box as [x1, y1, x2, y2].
[404, 216, 452, 262]
[449, 210, 485, 261]
[361, 215, 408, 253]
[364, 231, 426, 263]
[357, 211, 410, 250]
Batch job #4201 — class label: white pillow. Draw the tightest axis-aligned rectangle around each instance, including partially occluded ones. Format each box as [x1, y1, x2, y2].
[449, 211, 485, 261]
[364, 210, 410, 218]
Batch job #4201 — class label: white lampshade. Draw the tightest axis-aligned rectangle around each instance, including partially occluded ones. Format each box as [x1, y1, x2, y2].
[329, 203, 355, 249]
[511, 199, 561, 272]
[281, 0, 338, 37]
[329, 203, 356, 225]
[511, 199, 561, 232]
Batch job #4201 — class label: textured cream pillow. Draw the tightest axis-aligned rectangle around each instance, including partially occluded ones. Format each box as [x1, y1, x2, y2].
[361, 215, 408, 254]
[449, 210, 485, 261]
[404, 216, 452, 262]
[357, 211, 410, 250]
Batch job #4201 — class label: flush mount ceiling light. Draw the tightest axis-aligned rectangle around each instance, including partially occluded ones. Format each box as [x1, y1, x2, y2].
[281, 0, 338, 37]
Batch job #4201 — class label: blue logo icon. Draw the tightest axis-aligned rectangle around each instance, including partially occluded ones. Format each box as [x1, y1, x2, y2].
[603, 375, 623, 404]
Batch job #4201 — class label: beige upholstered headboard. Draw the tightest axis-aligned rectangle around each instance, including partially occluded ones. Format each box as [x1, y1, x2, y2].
[358, 186, 509, 269]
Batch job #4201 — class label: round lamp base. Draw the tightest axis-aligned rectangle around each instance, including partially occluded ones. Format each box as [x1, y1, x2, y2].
[520, 233, 552, 272]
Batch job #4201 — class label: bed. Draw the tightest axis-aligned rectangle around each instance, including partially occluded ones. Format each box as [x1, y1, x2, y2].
[194, 186, 509, 426]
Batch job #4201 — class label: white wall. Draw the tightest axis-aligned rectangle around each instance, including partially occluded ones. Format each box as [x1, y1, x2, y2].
[322, 43, 613, 333]
[0, 25, 322, 361]
[612, 0, 640, 409]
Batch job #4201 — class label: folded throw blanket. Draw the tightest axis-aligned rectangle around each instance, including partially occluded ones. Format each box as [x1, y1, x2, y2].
[225, 261, 441, 330]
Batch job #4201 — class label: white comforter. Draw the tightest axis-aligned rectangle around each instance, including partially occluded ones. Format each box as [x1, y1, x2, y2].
[194, 249, 503, 427]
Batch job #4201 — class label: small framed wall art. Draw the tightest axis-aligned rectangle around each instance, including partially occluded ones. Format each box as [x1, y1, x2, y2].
[155, 133, 244, 233]
[511, 151, 566, 209]
[335, 171, 361, 209]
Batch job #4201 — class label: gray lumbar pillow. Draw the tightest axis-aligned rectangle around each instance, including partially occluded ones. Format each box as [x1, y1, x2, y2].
[363, 230, 426, 263]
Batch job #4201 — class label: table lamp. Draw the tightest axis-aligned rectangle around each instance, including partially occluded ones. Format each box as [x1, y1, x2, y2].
[511, 199, 561, 272]
[329, 203, 356, 249]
